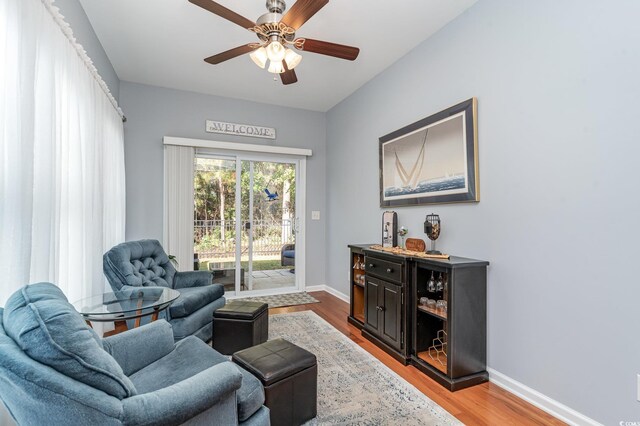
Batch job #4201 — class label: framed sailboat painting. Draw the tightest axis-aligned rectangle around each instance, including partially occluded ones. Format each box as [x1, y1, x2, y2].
[379, 98, 479, 207]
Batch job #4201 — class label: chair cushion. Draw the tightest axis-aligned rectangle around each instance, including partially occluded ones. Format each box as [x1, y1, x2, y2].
[2, 283, 137, 399]
[283, 250, 295, 259]
[103, 239, 176, 289]
[130, 336, 264, 422]
[170, 285, 224, 319]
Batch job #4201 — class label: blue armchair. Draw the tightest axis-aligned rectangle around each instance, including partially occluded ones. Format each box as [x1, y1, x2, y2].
[0, 283, 270, 425]
[103, 239, 224, 341]
[281, 243, 295, 268]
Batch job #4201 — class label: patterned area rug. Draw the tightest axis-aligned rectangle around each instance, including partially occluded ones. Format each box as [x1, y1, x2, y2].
[269, 311, 463, 425]
[233, 292, 320, 308]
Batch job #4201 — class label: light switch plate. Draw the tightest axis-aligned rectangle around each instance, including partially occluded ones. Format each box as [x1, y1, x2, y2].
[637, 374, 640, 402]
[311, 211, 320, 220]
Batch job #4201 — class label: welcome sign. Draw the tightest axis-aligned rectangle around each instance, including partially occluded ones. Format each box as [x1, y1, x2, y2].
[205, 120, 276, 140]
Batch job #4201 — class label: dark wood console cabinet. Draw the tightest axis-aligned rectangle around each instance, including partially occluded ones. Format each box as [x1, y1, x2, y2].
[347, 244, 489, 391]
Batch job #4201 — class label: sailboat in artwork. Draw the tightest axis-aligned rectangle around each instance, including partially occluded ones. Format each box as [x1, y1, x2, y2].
[385, 126, 467, 198]
[394, 130, 427, 190]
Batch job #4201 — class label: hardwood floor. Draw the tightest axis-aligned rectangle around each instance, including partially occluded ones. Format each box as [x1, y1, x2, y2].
[271, 291, 565, 426]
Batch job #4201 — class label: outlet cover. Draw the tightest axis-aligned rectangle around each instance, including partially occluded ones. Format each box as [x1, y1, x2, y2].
[312, 211, 320, 220]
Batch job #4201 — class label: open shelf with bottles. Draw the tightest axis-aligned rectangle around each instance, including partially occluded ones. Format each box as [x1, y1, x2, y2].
[348, 246, 366, 328]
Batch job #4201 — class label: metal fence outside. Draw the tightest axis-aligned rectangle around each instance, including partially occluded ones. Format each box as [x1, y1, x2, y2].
[194, 219, 295, 260]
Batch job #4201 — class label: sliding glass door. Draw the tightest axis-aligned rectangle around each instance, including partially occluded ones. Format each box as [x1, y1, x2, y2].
[194, 152, 302, 296]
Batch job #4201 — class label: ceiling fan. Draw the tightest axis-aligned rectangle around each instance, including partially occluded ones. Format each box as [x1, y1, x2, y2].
[188, 0, 360, 85]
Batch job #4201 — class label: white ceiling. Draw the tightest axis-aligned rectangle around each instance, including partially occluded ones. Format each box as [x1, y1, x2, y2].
[79, 0, 477, 111]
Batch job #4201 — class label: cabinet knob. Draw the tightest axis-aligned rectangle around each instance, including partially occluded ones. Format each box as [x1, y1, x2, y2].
[369, 264, 375, 268]
[386, 268, 393, 273]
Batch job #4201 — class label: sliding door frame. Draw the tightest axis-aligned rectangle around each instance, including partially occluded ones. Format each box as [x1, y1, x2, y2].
[234, 152, 305, 296]
[164, 136, 311, 296]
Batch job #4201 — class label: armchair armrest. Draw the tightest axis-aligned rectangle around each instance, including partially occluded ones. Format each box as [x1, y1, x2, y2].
[122, 362, 242, 425]
[103, 320, 175, 376]
[173, 270, 213, 289]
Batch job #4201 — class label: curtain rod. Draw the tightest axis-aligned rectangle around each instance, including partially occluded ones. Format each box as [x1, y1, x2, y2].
[43, 0, 126, 122]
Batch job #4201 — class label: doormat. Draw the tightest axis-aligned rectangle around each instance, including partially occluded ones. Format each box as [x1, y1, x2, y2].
[232, 292, 320, 308]
[270, 311, 462, 425]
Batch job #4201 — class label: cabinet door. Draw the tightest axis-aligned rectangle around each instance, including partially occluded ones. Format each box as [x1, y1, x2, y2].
[364, 277, 381, 331]
[381, 281, 402, 349]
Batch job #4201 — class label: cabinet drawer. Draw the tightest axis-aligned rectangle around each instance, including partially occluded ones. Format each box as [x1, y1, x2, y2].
[365, 256, 403, 283]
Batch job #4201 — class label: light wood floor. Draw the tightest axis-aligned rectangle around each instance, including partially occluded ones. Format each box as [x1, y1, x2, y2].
[271, 291, 565, 426]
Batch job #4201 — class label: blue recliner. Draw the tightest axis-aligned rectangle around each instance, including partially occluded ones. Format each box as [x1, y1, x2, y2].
[103, 239, 223, 341]
[0, 283, 270, 425]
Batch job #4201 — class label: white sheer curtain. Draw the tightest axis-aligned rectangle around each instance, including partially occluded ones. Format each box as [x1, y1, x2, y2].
[163, 144, 195, 271]
[0, 0, 126, 305]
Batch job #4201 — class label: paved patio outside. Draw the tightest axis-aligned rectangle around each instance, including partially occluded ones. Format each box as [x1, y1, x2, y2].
[220, 268, 295, 292]
[250, 269, 295, 290]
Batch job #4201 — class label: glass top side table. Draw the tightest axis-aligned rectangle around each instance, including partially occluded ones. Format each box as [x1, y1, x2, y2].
[72, 287, 180, 329]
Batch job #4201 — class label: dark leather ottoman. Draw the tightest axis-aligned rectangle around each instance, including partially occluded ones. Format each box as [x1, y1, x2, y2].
[212, 300, 268, 355]
[232, 338, 317, 426]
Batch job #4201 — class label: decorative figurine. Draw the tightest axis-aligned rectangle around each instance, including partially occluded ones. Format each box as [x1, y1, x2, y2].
[424, 213, 441, 254]
[397, 226, 408, 249]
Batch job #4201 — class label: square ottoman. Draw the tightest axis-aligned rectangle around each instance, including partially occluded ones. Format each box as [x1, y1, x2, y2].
[212, 300, 268, 355]
[232, 338, 317, 426]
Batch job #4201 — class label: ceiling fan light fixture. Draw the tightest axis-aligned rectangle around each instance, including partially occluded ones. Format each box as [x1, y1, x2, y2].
[191, 0, 360, 85]
[283, 48, 302, 70]
[267, 60, 285, 74]
[249, 47, 268, 69]
[266, 40, 286, 62]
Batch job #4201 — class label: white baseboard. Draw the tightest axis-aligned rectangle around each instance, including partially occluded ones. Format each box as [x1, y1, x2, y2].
[305, 284, 349, 303]
[488, 368, 601, 426]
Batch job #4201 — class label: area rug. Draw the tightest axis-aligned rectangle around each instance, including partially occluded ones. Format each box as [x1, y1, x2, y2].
[233, 292, 319, 308]
[269, 311, 463, 425]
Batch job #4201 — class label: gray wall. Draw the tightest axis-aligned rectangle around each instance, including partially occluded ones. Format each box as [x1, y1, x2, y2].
[119, 81, 327, 287]
[326, 0, 640, 423]
[55, 0, 120, 100]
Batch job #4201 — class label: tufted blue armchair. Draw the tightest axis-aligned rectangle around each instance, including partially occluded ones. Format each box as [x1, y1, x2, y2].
[0, 283, 269, 425]
[103, 239, 224, 341]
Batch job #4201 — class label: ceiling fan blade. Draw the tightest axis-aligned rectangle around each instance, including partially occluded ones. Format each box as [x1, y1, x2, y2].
[204, 44, 256, 65]
[189, 0, 256, 30]
[280, 60, 298, 85]
[281, 0, 329, 30]
[299, 38, 359, 60]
